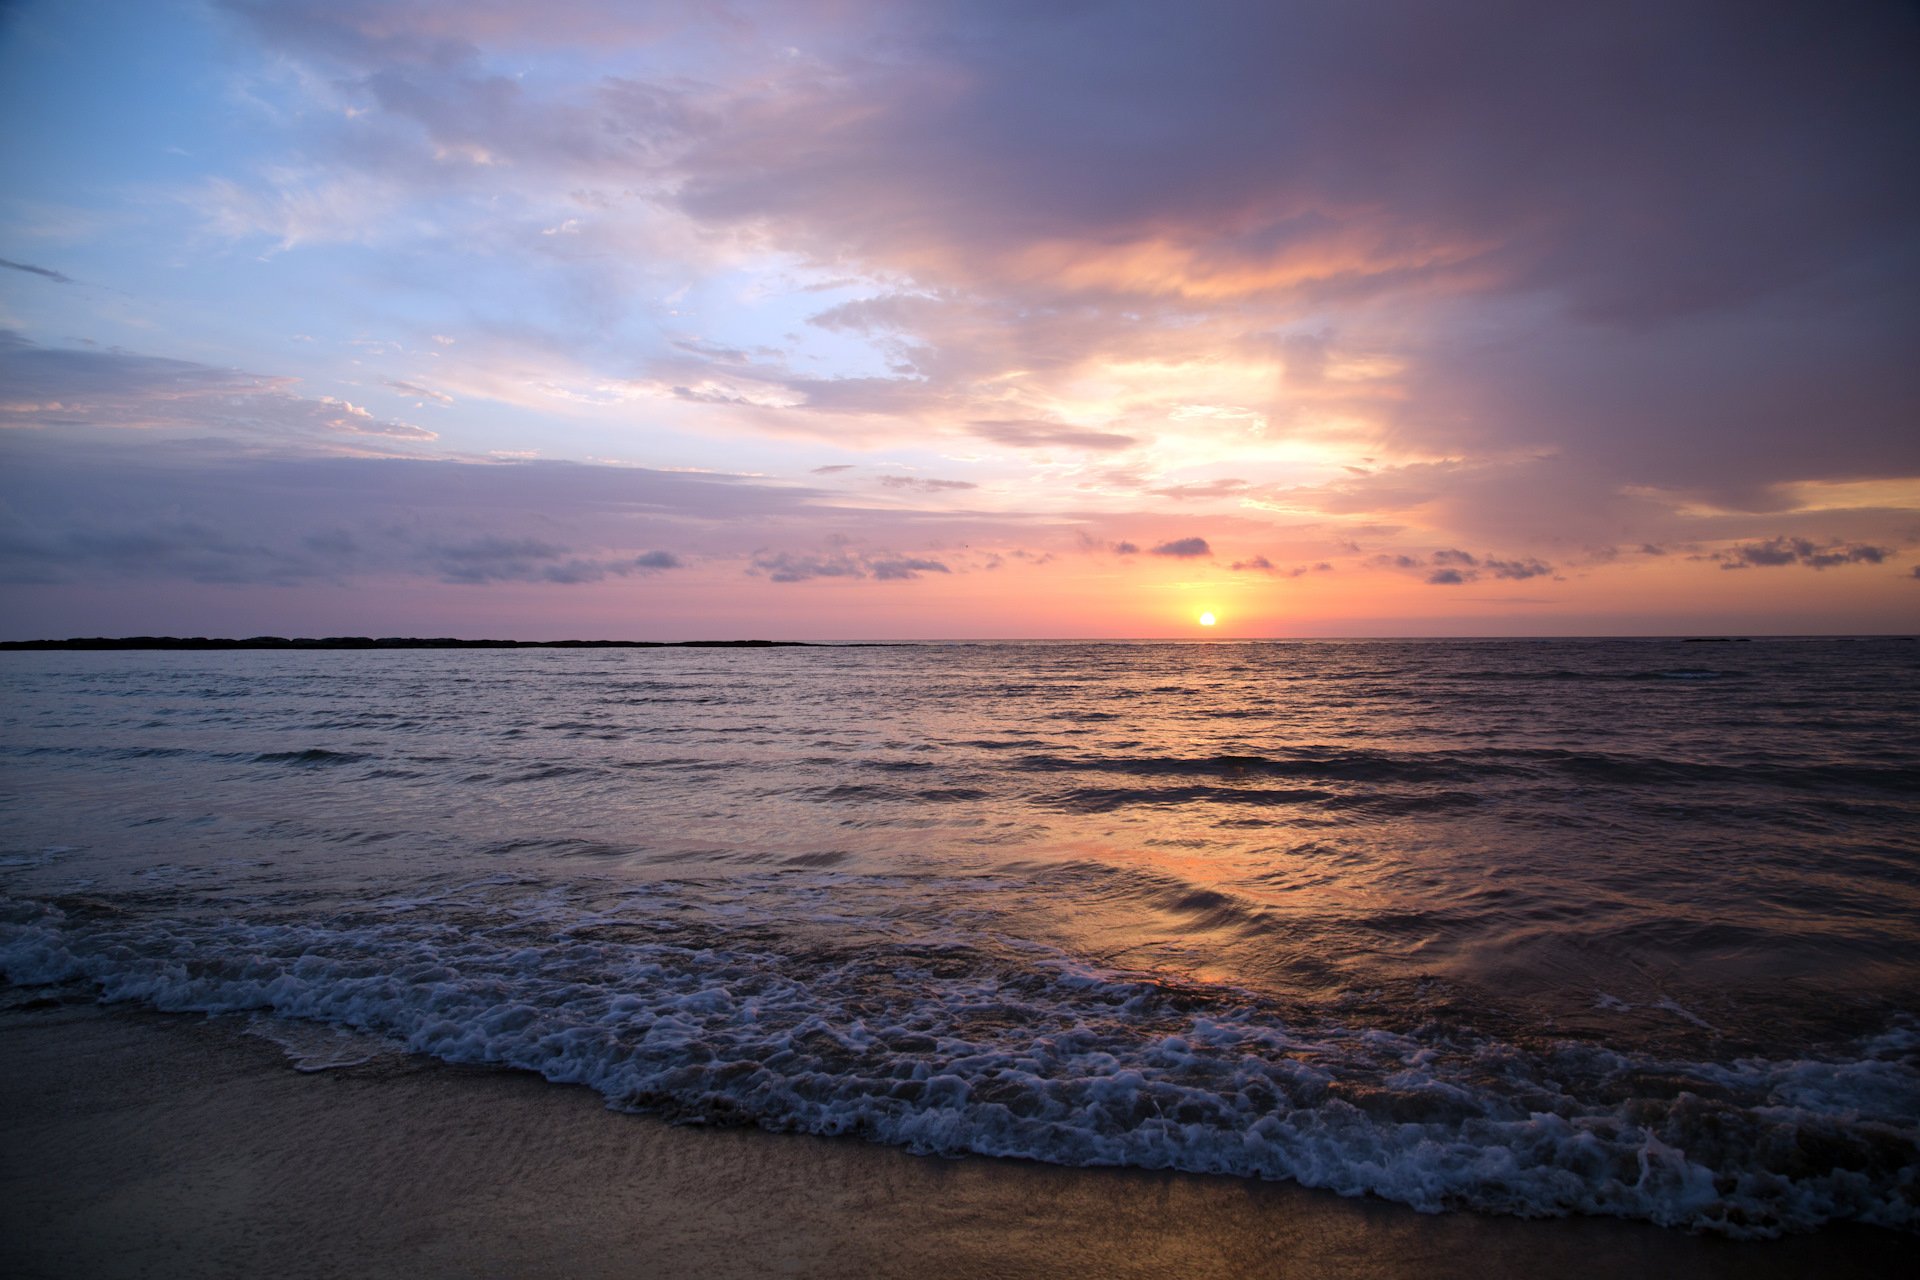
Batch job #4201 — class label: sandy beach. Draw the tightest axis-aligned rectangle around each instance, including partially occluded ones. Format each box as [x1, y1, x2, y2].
[1, 1001, 1905, 1280]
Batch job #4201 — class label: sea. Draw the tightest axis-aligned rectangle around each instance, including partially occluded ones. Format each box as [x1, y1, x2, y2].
[2, 638, 1916, 1238]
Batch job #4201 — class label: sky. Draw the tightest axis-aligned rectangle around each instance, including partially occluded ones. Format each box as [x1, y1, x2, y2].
[1, 0, 1916, 640]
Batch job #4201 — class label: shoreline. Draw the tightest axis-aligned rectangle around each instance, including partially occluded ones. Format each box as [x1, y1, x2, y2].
[0, 637, 828, 651]
[2, 1002, 1908, 1279]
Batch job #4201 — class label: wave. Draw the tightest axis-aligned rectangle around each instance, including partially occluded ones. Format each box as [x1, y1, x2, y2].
[4, 881, 1914, 1239]
[1009, 749, 1919, 795]
[1014, 752, 1487, 784]
[251, 749, 374, 767]
[1041, 785, 1335, 813]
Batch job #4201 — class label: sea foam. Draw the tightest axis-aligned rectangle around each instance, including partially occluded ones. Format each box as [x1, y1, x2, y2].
[4, 880, 1914, 1238]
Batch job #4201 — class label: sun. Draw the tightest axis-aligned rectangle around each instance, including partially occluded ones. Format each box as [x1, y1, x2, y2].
[1198, 611, 1217, 627]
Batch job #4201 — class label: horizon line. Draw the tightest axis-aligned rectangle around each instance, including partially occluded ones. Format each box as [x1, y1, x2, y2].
[3, 633, 1917, 651]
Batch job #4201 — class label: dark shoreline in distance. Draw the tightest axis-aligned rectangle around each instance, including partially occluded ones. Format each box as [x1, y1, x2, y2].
[0, 636, 833, 651]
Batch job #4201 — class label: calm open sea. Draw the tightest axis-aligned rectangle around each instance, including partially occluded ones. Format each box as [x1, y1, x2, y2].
[3, 638, 1917, 1236]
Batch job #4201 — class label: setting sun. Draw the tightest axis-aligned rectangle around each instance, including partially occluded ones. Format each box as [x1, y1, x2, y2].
[1198, 611, 1217, 627]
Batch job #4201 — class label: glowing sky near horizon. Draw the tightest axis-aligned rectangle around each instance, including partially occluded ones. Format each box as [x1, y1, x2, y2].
[1, 0, 1916, 639]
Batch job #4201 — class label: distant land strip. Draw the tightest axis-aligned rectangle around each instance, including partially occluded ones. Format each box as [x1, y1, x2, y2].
[0, 636, 830, 650]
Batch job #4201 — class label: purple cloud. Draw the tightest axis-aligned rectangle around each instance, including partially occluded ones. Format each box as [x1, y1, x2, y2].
[3, 2, 1914, 636]
[747, 548, 951, 583]
[969, 420, 1139, 452]
[0, 331, 436, 444]
[878, 475, 977, 493]
[1715, 538, 1894, 571]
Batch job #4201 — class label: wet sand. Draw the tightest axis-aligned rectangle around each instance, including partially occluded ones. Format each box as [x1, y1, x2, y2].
[1, 1002, 1906, 1280]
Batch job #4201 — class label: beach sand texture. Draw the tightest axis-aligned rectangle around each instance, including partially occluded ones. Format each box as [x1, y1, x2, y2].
[3, 1003, 1906, 1280]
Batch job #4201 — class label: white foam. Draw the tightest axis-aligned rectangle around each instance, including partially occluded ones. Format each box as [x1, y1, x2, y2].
[3, 883, 1915, 1239]
[1654, 997, 1716, 1031]
[242, 1015, 406, 1071]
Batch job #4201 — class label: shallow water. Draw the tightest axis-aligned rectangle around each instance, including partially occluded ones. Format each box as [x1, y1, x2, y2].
[3, 638, 1917, 1235]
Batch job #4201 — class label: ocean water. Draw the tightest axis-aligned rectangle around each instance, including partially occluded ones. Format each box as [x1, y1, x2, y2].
[2, 638, 1917, 1237]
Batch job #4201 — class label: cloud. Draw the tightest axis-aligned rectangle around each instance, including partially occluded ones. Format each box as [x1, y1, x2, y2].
[0, 332, 1179, 599]
[746, 547, 951, 583]
[1383, 548, 1555, 584]
[385, 379, 455, 405]
[1484, 557, 1554, 581]
[0, 433, 826, 588]
[187, 0, 1919, 552]
[1150, 536, 1211, 558]
[1714, 537, 1894, 571]
[1230, 557, 1333, 577]
[810, 464, 855, 474]
[747, 552, 864, 583]
[968, 419, 1138, 451]
[0, 258, 72, 284]
[870, 557, 951, 581]
[1112, 541, 1140, 555]
[433, 536, 612, 584]
[0, 331, 437, 445]
[9, 0, 1914, 635]
[1151, 479, 1250, 501]
[878, 475, 977, 493]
